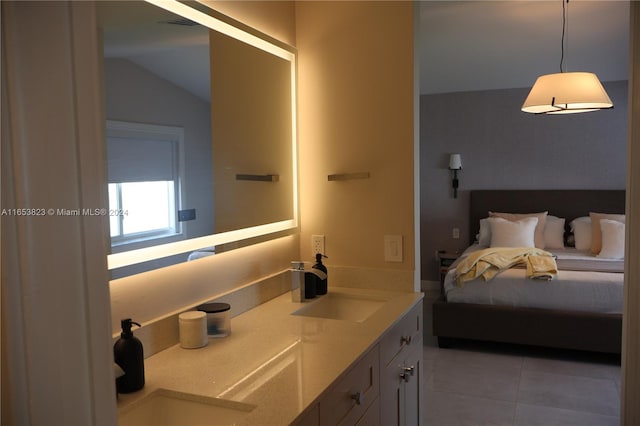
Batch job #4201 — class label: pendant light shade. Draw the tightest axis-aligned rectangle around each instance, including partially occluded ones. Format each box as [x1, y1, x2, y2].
[521, 0, 613, 115]
[521, 72, 613, 114]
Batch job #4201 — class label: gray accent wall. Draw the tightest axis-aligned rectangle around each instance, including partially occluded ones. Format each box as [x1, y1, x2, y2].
[420, 80, 628, 281]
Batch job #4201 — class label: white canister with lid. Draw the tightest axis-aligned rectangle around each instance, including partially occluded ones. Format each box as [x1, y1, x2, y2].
[178, 311, 208, 349]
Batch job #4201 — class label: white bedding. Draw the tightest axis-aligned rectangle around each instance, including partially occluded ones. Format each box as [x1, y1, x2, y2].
[444, 245, 624, 314]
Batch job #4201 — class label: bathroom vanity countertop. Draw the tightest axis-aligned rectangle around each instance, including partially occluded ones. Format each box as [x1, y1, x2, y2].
[116, 286, 423, 425]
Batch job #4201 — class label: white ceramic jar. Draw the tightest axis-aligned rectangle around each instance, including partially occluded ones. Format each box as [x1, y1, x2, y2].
[178, 311, 208, 349]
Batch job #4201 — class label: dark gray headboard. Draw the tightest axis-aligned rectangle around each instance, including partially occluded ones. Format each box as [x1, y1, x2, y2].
[469, 190, 626, 245]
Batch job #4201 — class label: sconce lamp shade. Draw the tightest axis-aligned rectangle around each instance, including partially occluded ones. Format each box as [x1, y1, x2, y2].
[449, 154, 462, 170]
[521, 72, 613, 114]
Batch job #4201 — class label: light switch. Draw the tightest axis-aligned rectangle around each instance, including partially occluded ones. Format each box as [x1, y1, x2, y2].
[384, 235, 403, 262]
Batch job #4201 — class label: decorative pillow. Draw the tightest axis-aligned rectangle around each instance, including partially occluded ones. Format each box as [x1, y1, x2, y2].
[570, 217, 592, 251]
[543, 215, 565, 249]
[598, 219, 625, 259]
[489, 211, 548, 248]
[477, 218, 491, 246]
[488, 217, 538, 248]
[590, 212, 625, 254]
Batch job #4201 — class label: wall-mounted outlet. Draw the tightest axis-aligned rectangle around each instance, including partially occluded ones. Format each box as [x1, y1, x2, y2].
[452, 227, 460, 239]
[312, 235, 325, 255]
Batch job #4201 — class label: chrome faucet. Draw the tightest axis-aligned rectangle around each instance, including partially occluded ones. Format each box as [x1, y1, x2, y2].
[291, 261, 306, 302]
[291, 261, 327, 302]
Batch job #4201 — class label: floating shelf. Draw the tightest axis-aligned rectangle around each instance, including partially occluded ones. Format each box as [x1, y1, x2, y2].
[236, 174, 279, 182]
[327, 172, 370, 181]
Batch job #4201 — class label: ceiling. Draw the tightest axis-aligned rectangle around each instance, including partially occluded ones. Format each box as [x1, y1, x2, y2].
[419, 0, 631, 95]
[101, 1, 631, 99]
[99, 1, 211, 103]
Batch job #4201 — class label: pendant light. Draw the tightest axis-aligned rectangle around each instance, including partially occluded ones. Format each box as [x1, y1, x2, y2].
[521, 0, 613, 114]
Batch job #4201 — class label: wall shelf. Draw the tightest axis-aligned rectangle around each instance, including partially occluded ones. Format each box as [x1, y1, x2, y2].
[327, 172, 370, 181]
[235, 174, 279, 182]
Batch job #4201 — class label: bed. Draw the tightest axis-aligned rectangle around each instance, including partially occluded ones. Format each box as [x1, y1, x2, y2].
[432, 190, 625, 354]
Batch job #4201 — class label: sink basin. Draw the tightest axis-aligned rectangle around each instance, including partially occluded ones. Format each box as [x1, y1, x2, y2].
[292, 292, 387, 323]
[118, 388, 255, 426]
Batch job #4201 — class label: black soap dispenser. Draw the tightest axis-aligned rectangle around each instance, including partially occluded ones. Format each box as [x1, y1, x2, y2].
[114, 319, 145, 393]
[303, 269, 317, 299]
[313, 253, 328, 295]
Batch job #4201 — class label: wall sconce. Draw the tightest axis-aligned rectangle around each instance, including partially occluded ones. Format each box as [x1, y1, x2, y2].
[449, 154, 462, 198]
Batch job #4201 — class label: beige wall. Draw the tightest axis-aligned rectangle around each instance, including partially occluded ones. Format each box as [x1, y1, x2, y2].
[296, 2, 416, 276]
[204, 1, 296, 46]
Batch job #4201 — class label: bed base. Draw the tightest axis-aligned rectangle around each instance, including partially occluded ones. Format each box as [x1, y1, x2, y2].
[432, 297, 622, 354]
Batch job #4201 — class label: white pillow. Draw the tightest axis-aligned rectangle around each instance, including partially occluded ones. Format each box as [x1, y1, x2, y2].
[489, 217, 538, 248]
[544, 215, 566, 249]
[489, 211, 547, 249]
[590, 212, 626, 254]
[570, 217, 592, 251]
[478, 218, 491, 246]
[598, 219, 625, 259]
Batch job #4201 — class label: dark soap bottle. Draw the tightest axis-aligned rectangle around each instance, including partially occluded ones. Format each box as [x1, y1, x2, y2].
[114, 318, 145, 393]
[313, 253, 328, 295]
[304, 271, 317, 299]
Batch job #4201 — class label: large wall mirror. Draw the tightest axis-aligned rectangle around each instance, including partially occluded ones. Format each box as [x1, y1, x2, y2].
[98, 0, 298, 278]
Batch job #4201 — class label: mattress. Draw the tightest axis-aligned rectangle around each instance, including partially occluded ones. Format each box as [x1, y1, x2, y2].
[444, 245, 624, 314]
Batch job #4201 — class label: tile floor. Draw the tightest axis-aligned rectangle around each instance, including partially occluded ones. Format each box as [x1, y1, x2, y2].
[421, 296, 621, 426]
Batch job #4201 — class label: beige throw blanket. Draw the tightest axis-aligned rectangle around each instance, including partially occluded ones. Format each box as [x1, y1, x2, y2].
[455, 247, 557, 286]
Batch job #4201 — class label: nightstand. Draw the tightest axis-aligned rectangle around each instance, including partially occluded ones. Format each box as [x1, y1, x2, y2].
[437, 251, 460, 295]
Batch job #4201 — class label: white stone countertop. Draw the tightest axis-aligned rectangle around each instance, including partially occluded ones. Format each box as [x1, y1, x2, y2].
[117, 286, 423, 425]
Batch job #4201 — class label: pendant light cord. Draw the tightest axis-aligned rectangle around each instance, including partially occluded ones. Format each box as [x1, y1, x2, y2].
[560, 0, 568, 73]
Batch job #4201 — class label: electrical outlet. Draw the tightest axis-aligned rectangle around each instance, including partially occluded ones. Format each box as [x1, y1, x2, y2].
[452, 227, 460, 239]
[312, 235, 325, 255]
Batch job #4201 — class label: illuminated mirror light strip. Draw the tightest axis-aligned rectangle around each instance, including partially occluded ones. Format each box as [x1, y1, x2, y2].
[290, 60, 299, 227]
[145, 0, 294, 61]
[108, 219, 297, 270]
[108, 0, 299, 270]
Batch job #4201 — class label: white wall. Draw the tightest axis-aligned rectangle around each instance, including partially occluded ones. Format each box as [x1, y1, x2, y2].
[1, 2, 116, 424]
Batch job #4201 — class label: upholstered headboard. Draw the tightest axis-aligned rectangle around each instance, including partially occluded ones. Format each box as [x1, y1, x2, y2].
[469, 190, 626, 245]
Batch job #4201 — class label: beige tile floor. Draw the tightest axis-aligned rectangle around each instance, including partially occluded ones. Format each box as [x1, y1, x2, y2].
[422, 295, 621, 426]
